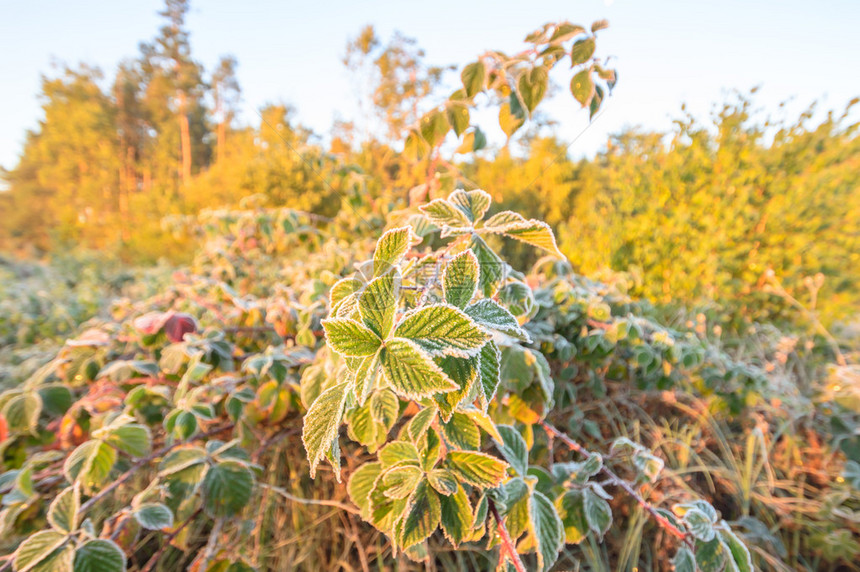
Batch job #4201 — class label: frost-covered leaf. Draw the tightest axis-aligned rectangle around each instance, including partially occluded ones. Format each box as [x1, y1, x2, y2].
[73, 538, 127, 572]
[302, 381, 350, 479]
[441, 412, 480, 450]
[378, 440, 421, 468]
[493, 425, 529, 477]
[158, 446, 207, 476]
[63, 440, 117, 493]
[370, 389, 399, 430]
[104, 424, 151, 458]
[448, 189, 491, 223]
[321, 318, 381, 357]
[382, 465, 423, 499]
[407, 405, 438, 442]
[672, 547, 696, 572]
[359, 271, 400, 339]
[395, 305, 490, 358]
[445, 451, 508, 488]
[478, 341, 501, 410]
[202, 461, 255, 517]
[427, 469, 458, 496]
[373, 226, 417, 276]
[583, 487, 612, 538]
[470, 235, 504, 297]
[330, 277, 363, 309]
[420, 198, 471, 229]
[380, 339, 458, 399]
[465, 299, 531, 342]
[484, 211, 525, 227]
[353, 350, 382, 406]
[348, 462, 382, 517]
[443, 250, 479, 309]
[696, 536, 729, 572]
[399, 480, 440, 549]
[14, 530, 73, 572]
[556, 490, 589, 544]
[47, 486, 79, 534]
[133, 503, 174, 530]
[684, 508, 717, 541]
[719, 525, 753, 572]
[440, 483, 473, 546]
[436, 354, 479, 419]
[483, 218, 564, 258]
[530, 490, 564, 572]
[2, 392, 42, 434]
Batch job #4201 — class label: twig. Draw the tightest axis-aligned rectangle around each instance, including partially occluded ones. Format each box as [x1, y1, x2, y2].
[263, 484, 361, 515]
[540, 421, 691, 545]
[488, 498, 527, 572]
[140, 507, 203, 572]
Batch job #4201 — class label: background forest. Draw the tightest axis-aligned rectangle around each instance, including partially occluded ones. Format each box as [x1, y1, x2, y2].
[0, 1, 859, 571]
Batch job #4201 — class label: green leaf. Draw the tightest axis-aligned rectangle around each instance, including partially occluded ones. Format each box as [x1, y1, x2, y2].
[696, 536, 729, 572]
[550, 22, 586, 43]
[378, 440, 421, 468]
[2, 392, 42, 434]
[321, 318, 381, 357]
[158, 446, 207, 476]
[570, 69, 594, 107]
[441, 412, 480, 450]
[470, 235, 504, 297]
[445, 451, 508, 488]
[672, 547, 696, 572]
[14, 530, 73, 572]
[684, 508, 717, 541]
[381, 465, 423, 499]
[591, 19, 609, 33]
[518, 66, 548, 114]
[407, 405, 438, 442]
[348, 462, 382, 517]
[399, 480, 441, 549]
[583, 487, 612, 538]
[379, 338, 458, 399]
[104, 424, 151, 458]
[359, 271, 400, 339]
[719, 526, 753, 572]
[373, 226, 416, 277]
[133, 503, 174, 530]
[437, 354, 479, 419]
[38, 385, 72, 416]
[48, 486, 79, 534]
[440, 483, 473, 546]
[63, 440, 117, 493]
[419, 110, 450, 148]
[427, 468, 458, 496]
[446, 103, 470, 137]
[443, 250, 479, 309]
[590, 83, 605, 119]
[395, 304, 489, 359]
[329, 276, 363, 310]
[556, 490, 589, 544]
[461, 61, 486, 98]
[368, 478, 409, 534]
[448, 189, 491, 223]
[465, 299, 531, 342]
[370, 389, 399, 430]
[73, 538, 126, 572]
[353, 351, 382, 406]
[346, 402, 377, 446]
[493, 425, 529, 477]
[570, 37, 596, 66]
[530, 490, 564, 572]
[483, 218, 563, 257]
[472, 126, 487, 151]
[478, 341, 502, 410]
[499, 101, 525, 138]
[302, 381, 350, 479]
[202, 461, 255, 517]
[419, 198, 472, 229]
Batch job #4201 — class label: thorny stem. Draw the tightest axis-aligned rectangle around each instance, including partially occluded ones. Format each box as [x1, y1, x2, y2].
[540, 421, 693, 547]
[488, 498, 528, 572]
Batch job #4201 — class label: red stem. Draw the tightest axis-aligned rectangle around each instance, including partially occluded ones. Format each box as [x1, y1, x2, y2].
[489, 498, 528, 572]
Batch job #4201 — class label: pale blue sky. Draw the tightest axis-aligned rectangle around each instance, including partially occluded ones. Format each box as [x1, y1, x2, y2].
[1, 0, 858, 171]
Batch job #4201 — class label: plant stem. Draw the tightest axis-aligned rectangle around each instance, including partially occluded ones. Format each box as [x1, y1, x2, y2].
[540, 421, 691, 545]
[488, 498, 527, 572]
